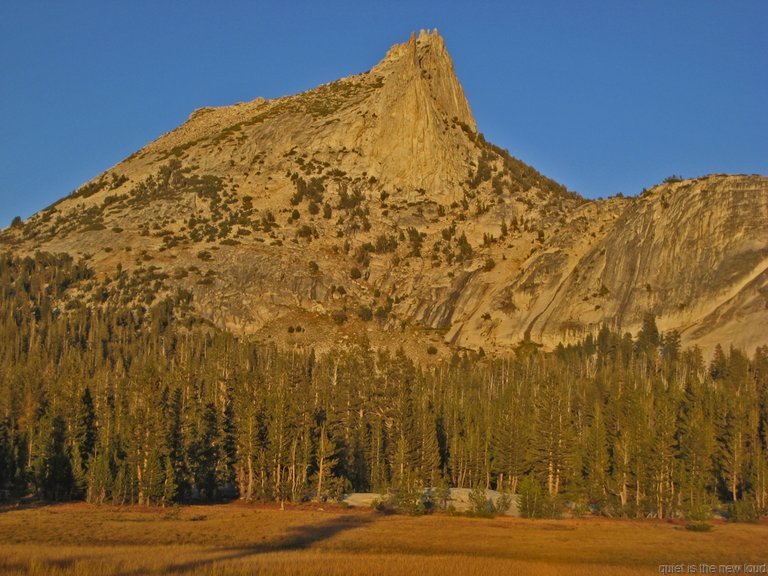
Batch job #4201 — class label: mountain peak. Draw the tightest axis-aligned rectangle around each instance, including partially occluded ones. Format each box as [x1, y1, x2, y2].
[375, 29, 475, 132]
[355, 31, 477, 196]
[5, 33, 764, 360]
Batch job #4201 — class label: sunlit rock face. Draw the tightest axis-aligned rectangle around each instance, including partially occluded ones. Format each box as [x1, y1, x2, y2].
[4, 31, 766, 359]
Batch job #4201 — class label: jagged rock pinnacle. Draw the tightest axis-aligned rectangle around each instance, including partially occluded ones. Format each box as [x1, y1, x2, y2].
[363, 29, 477, 197]
[374, 29, 475, 131]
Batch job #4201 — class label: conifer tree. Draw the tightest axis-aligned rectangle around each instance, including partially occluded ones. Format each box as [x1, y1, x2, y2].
[164, 387, 186, 502]
[218, 394, 237, 492]
[86, 442, 113, 504]
[583, 401, 609, 509]
[34, 415, 73, 500]
[0, 418, 16, 496]
[314, 414, 338, 500]
[191, 402, 219, 500]
[75, 387, 97, 469]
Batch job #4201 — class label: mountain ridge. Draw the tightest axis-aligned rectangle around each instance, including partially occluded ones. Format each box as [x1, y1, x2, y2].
[2, 30, 766, 358]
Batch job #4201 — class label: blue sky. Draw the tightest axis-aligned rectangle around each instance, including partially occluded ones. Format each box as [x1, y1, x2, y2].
[1, 1, 766, 227]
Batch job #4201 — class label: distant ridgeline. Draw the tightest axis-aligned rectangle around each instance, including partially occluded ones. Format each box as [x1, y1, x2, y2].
[0, 252, 766, 520]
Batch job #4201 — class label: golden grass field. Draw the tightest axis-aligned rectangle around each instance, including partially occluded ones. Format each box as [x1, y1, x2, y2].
[0, 502, 766, 575]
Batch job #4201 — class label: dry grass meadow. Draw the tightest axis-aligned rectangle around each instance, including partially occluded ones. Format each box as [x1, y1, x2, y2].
[0, 502, 766, 575]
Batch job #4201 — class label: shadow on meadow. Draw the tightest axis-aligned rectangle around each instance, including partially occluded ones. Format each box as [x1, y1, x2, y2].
[0, 498, 58, 517]
[121, 513, 377, 575]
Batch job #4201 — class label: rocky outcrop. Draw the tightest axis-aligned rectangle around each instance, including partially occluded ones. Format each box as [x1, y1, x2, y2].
[363, 29, 476, 199]
[485, 175, 768, 353]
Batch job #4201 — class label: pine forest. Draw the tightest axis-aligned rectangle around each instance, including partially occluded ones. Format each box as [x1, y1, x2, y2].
[1, 252, 767, 521]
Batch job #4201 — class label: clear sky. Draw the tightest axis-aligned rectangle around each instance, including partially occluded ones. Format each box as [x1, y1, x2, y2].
[1, 1, 766, 227]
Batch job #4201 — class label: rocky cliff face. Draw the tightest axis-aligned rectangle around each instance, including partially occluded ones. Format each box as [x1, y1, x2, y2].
[365, 30, 476, 199]
[2, 31, 766, 358]
[491, 174, 768, 354]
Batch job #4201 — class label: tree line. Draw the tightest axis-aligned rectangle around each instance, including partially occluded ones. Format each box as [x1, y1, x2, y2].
[0, 252, 766, 520]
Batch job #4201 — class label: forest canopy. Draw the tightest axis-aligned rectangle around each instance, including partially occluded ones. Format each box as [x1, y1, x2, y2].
[0, 252, 766, 521]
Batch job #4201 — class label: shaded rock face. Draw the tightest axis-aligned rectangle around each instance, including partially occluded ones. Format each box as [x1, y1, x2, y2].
[2, 31, 766, 358]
